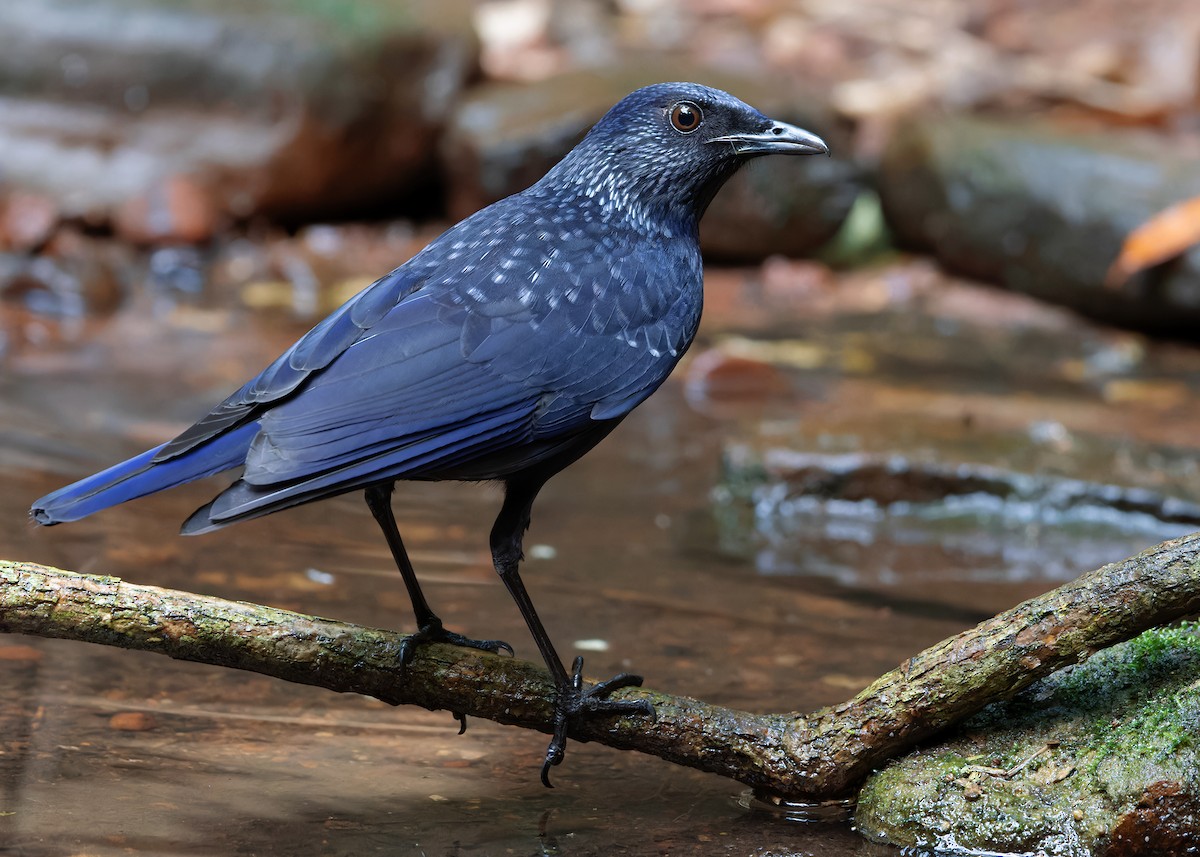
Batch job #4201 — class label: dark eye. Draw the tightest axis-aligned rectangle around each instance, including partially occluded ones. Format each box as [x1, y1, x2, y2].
[669, 101, 702, 134]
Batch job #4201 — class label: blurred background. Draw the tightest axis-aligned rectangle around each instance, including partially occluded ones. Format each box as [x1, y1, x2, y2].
[2, 1, 1200, 855]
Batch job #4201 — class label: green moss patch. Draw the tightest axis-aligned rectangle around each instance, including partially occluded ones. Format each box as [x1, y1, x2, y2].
[856, 622, 1200, 855]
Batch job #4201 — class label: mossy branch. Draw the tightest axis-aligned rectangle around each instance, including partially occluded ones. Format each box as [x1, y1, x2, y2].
[3, 532, 1199, 799]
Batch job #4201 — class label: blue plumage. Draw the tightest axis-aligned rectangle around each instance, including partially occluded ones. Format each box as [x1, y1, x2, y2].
[32, 422, 260, 525]
[31, 82, 828, 785]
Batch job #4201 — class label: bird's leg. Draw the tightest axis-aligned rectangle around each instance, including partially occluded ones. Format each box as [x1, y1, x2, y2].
[491, 478, 655, 787]
[365, 483, 514, 669]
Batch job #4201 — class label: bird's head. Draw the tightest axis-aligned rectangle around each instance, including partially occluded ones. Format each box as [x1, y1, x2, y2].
[538, 82, 829, 233]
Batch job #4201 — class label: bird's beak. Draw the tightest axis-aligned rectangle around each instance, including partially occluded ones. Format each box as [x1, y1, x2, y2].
[708, 121, 829, 156]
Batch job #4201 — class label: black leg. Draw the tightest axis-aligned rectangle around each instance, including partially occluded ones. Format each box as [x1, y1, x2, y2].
[491, 478, 655, 787]
[365, 483, 514, 668]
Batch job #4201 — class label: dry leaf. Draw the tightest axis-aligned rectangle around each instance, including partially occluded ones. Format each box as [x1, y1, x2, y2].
[1107, 195, 1200, 288]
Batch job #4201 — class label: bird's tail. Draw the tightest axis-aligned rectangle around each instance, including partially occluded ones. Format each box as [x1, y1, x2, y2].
[30, 422, 259, 526]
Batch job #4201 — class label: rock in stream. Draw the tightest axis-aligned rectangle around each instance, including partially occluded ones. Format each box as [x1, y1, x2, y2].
[855, 623, 1200, 856]
[0, 0, 478, 242]
[878, 116, 1200, 336]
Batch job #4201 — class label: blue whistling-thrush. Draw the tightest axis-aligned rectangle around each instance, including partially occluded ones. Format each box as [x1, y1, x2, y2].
[31, 82, 828, 785]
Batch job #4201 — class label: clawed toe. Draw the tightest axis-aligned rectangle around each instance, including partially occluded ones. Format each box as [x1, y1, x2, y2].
[398, 619, 514, 667]
[440, 630, 514, 658]
[540, 656, 656, 787]
[397, 621, 514, 735]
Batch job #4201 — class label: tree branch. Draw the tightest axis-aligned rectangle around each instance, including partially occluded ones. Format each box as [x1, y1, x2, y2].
[2, 532, 1199, 800]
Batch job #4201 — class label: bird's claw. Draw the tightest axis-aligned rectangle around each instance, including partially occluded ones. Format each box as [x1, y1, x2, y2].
[432, 629, 515, 658]
[398, 618, 514, 667]
[540, 656, 655, 788]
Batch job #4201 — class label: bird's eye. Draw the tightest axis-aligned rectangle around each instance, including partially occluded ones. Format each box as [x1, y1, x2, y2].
[669, 102, 702, 134]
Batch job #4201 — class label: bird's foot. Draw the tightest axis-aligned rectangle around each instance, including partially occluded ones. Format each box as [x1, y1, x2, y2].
[541, 656, 656, 788]
[398, 617, 514, 667]
[398, 618, 513, 735]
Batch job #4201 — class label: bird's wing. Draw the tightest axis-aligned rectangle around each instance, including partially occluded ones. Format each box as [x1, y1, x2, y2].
[236, 234, 701, 488]
[154, 261, 431, 462]
[239, 287, 545, 485]
[187, 278, 551, 527]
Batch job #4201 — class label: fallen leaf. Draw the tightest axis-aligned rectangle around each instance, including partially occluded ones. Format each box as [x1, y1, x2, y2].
[0, 645, 43, 662]
[108, 712, 158, 732]
[819, 673, 876, 691]
[1107, 195, 1200, 288]
[1048, 764, 1076, 783]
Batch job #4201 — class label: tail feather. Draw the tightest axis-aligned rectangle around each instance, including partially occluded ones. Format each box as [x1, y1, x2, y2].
[30, 422, 259, 526]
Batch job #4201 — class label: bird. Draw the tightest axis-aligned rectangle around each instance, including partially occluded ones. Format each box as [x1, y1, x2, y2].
[30, 82, 828, 785]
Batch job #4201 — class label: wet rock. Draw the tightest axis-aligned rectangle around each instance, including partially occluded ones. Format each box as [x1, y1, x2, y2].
[1, 248, 125, 320]
[725, 449, 1200, 522]
[878, 116, 1200, 336]
[0, 0, 478, 238]
[0, 227, 130, 358]
[440, 68, 861, 261]
[855, 624, 1200, 856]
[702, 147, 864, 263]
[714, 422, 1200, 599]
[1104, 781, 1200, 856]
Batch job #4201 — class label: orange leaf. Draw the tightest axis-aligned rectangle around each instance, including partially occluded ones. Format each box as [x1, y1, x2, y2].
[1106, 194, 1200, 289]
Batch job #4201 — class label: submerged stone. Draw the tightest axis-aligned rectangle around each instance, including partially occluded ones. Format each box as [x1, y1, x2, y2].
[715, 429, 1200, 594]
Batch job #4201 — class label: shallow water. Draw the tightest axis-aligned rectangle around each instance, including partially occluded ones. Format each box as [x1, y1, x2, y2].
[3, 262, 1199, 855]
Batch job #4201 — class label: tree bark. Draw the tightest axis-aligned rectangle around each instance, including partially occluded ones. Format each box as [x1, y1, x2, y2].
[2, 531, 1199, 800]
